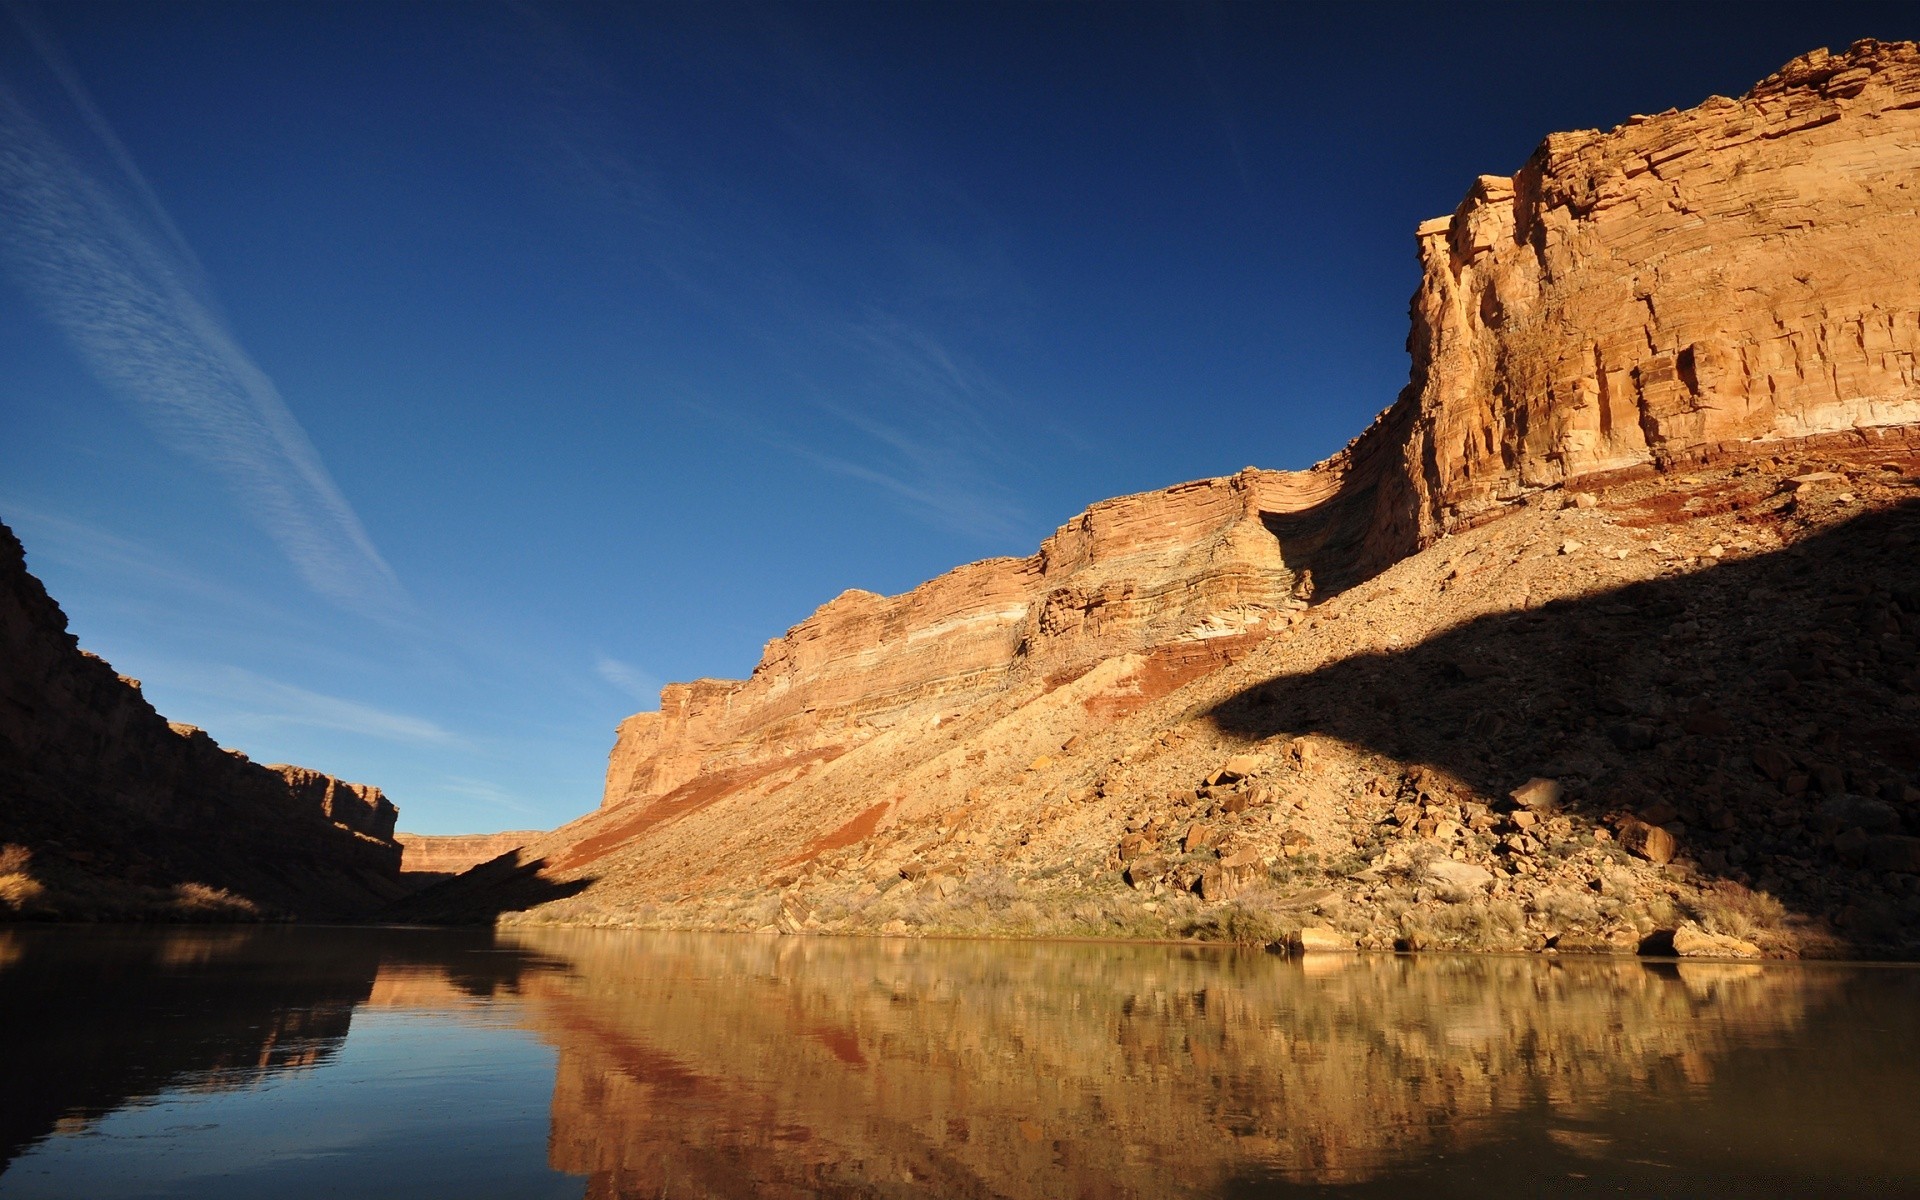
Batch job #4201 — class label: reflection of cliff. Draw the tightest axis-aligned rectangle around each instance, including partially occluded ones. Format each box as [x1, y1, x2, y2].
[0, 926, 559, 1177]
[504, 931, 1839, 1195]
[0, 928, 382, 1169]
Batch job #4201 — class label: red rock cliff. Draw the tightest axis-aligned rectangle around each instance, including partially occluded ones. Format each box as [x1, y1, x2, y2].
[1371, 39, 1920, 543]
[599, 42, 1920, 819]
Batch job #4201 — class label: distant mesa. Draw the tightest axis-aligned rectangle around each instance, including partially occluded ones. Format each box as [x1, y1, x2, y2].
[396, 831, 539, 889]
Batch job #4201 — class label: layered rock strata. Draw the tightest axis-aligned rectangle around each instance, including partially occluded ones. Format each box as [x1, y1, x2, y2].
[0, 521, 404, 919]
[395, 831, 537, 883]
[1370, 39, 1920, 544]
[401, 44, 1920, 955]
[598, 41, 1920, 823]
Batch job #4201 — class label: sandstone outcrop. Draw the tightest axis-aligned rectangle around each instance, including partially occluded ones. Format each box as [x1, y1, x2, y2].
[395, 831, 537, 884]
[400, 44, 1920, 957]
[0, 521, 405, 919]
[1370, 39, 1920, 546]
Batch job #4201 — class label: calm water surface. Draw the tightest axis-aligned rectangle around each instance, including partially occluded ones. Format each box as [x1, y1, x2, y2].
[0, 926, 1916, 1198]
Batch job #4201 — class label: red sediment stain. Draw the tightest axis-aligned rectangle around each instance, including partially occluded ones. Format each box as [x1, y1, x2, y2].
[1081, 633, 1263, 723]
[783, 799, 891, 868]
[557, 746, 843, 871]
[1614, 481, 1775, 529]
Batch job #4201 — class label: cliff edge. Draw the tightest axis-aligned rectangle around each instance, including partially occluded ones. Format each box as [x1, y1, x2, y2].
[0, 521, 405, 919]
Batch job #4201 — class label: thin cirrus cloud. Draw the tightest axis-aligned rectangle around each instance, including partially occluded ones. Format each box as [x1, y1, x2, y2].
[594, 655, 662, 704]
[177, 665, 466, 750]
[507, 6, 1039, 546]
[0, 19, 407, 619]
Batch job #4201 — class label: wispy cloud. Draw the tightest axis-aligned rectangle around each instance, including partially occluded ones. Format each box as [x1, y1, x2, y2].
[594, 655, 661, 704]
[503, 6, 1045, 547]
[428, 777, 544, 818]
[176, 665, 465, 749]
[0, 17, 407, 618]
[3, 502, 278, 617]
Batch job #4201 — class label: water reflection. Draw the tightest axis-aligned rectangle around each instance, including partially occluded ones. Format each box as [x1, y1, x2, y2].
[1, 928, 1916, 1197]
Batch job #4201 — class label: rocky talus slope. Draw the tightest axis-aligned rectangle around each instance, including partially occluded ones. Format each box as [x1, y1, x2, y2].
[0, 522, 405, 919]
[402, 43, 1920, 956]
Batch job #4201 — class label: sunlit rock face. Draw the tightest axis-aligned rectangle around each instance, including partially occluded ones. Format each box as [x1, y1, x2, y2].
[601, 468, 1362, 811]
[595, 40, 1920, 820]
[393, 44, 1920, 945]
[395, 831, 537, 881]
[0, 522, 404, 919]
[1375, 40, 1920, 542]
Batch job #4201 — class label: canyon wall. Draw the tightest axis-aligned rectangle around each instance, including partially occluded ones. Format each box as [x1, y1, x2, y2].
[1372, 39, 1920, 543]
[396, 831, 537, 881]
[596, 41, 1920, 821]
[602, 466, 1369, 808]
[0, 521, 404, 919]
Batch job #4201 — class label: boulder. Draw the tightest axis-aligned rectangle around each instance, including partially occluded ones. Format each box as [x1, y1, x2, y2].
[1289, 925, 1351, 954]
[1210, 754, 1263, 785]
[1868, 836, 1920, 873]
[1198, 855, 1263, 902]
[1638, 800, 1681, 826]
[1751, 744, 1796, 782]
[1423, 859, 1493, 894]
[1510, 778, 1563, 811]
[1619, 819, 1677, 865]
[1671, 922, 1762, 959]
[1818, 796, 1902, 835]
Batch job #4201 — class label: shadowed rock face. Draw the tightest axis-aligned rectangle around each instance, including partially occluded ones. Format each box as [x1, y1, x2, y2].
[410, 43, 1920, 949]
[0, 522, 403, 919]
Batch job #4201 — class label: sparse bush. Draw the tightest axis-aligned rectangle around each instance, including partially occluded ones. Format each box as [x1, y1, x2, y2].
[1530, 887, 1602, 927]
[1683, 884, 1787, 942]
[0, 871, 45, 911]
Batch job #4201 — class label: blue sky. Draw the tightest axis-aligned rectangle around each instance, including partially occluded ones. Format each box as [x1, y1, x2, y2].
[1, 3, 1908, 834]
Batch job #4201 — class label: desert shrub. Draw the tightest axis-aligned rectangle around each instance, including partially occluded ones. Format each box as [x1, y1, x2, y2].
[0, 871, 45, 911]
[1424, 899, 1527, 948]
[167, 883, 262, 919]
[1530, 887, 1602, 927]
[1180, 894, 1294, 946]
[1683, 884, 1788, 942]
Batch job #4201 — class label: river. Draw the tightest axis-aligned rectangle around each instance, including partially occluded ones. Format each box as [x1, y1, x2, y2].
[0, 926, 1915, 1197]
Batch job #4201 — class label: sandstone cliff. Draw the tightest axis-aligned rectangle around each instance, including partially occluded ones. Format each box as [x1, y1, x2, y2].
[401, 43, 1920, 957]
[395, 831, 537, 885]
[0, 521, 405, 919]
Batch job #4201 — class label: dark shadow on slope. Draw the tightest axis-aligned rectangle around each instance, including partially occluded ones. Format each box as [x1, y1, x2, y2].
[0, 925, 563, 1177]
[375, 849, 594, 926]
[1210, 499, 1920, 955]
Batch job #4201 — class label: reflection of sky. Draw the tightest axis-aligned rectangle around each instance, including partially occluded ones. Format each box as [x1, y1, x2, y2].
[1, 1012, 582, 1200]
